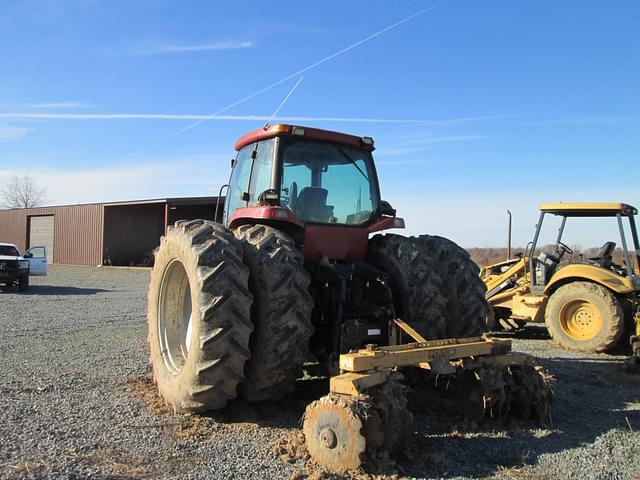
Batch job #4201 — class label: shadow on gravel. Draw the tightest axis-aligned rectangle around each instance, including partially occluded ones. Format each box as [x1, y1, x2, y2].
[124, 355, 640, 480]
[491, 324, 551, 340]
[401, 355, 640, 479]
[8, 285, 109, 295]
[124, 375, 328, 430]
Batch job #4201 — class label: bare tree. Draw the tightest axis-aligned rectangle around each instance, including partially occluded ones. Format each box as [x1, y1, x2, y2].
[0, 174, 48, 209]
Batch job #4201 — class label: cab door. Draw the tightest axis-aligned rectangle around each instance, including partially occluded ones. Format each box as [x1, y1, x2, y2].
[25, 246, 47, 276]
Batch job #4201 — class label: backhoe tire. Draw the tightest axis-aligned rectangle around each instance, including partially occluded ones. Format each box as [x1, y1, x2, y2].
[234, 224, 314, 402]
[148, 219, 253, 413]
[415, 235, 489, 336]
[367, 234, 449, 339]
[545, 281, 623, 353]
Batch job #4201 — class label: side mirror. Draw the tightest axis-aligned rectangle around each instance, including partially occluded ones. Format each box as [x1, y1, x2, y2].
[23, 253, 33, 259]
[231, 158, 237, 169]
[379, 200, 396, 217]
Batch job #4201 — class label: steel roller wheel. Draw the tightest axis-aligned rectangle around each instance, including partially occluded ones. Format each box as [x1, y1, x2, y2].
[303, 374, 411, 472]
[545, 281, 623, 353]
[303, 395, 366, 472]
[455, 364, 553, 425]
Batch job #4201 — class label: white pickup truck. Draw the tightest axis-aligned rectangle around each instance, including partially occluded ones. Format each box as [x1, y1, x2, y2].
[0, 242, 48, 292]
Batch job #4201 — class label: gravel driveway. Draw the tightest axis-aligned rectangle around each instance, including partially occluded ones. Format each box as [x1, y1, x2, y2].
[1, 266, 639, 479]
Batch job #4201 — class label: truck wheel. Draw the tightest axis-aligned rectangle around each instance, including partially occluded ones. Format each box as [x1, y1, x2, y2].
[415, 235, 489, 336]
[148, 220, 253, 413]
[367, 234, 449, 339]
[234, 224, 314, 402]
[18, 276, 29, 292]
[545, 281, 623, 353]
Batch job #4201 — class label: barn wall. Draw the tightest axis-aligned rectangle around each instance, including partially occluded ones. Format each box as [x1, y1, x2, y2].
[0, 209, 28, 252]
[0, 205, 104, 265]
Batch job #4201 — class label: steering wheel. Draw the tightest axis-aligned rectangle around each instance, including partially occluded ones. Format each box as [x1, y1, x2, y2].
[557, 241, 573, 256]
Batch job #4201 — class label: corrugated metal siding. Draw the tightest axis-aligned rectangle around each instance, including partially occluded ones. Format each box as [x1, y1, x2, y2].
[0, 197, 216, 266]
[0, 209, 28, 251]
[51, 205, 103, 266]
[0, 205, 103, 265]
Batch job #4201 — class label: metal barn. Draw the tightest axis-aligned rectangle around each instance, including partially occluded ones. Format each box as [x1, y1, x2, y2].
[0, 197, 223, 266]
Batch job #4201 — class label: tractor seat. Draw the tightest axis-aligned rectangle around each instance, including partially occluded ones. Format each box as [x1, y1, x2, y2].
[295, 187, 334, 223]
[589, 241, 616, 265]
[536, 251, 560, 285]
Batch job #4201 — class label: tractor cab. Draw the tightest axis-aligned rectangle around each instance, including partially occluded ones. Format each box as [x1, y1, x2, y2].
[223, 124, 404, 261]
[528, 203, 640, 294]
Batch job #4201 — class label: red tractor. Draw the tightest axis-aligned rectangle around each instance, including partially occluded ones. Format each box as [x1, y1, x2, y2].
[148, 124, 492, 412]
[147, 125, 555, 471]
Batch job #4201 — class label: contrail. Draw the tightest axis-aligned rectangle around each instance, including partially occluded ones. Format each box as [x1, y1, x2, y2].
[266, 76, 304, 127]
[127, 4, 439, 156]
[0, 112, 514, 126]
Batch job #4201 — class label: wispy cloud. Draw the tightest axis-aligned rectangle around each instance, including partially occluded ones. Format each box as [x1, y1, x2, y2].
[520, 116, 640, 126]
[0, 153, 231, 206]
[0, 124, 30, 143]
[376, 135, 487, 158]
[26, 101, 93, 109]
[132, 40, 254, 55]
[0, 112, 504, 127]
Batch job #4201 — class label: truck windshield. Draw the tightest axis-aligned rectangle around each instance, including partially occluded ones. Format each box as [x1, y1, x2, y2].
[280, 140, 379, 225]
[0, 245, 20, 256]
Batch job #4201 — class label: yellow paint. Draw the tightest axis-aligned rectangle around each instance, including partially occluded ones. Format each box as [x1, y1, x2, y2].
[558, 298, 603, 340]
[511, 294, 546, 322]
[546, 264, 635, 294]
[538, 202, 637, 216]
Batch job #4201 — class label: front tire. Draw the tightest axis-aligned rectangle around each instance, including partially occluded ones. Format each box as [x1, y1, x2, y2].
[148, 220, 253, 413]
[18, 275, 29, 292]
[545, 281, 623, 353]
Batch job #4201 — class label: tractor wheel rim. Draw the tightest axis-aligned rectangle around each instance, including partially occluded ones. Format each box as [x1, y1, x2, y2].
[559, 298, 602, 340]
[158, 259, 193, 374]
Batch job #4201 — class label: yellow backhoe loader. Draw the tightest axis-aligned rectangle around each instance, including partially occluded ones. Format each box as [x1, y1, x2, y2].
[481, 203, 640, 362]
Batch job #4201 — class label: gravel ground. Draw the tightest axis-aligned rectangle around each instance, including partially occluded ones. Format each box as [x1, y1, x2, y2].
[1, 265, 639, 480]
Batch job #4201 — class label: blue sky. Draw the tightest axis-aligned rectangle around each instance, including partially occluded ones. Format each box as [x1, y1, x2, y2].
[1, 0, 639, 247]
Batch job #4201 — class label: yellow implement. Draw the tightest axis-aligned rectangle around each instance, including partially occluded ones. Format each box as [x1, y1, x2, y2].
[302, 320, 552, 472]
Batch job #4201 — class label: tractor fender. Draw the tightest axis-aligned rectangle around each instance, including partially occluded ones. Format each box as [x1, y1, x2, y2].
[545, 263, 635, 295]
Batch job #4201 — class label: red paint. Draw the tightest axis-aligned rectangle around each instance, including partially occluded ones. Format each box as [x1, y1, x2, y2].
[229, 206, 305, 229]
[229, 207, 403, 262]
[303, 224, 369, 262]
[234, 124, 374, 152]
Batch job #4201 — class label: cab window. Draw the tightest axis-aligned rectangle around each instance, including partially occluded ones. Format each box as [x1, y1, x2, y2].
[224, 139, 275, 224]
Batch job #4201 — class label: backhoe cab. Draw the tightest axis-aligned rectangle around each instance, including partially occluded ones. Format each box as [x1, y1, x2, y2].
[482, 202, 640, 356]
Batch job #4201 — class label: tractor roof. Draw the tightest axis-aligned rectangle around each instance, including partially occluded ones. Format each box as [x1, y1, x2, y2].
[539, 202, 637, 217]
[234, 124, 375, 152]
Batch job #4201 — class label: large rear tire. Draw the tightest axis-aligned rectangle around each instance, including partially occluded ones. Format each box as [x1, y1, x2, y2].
[234, 224, 314, 402]
[545, 281, 623, 353]
[367, 234, 488, 339]
[367, 234, 449, 339]
[415, 235, 489, 336]
[148, 220, 253, 413]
